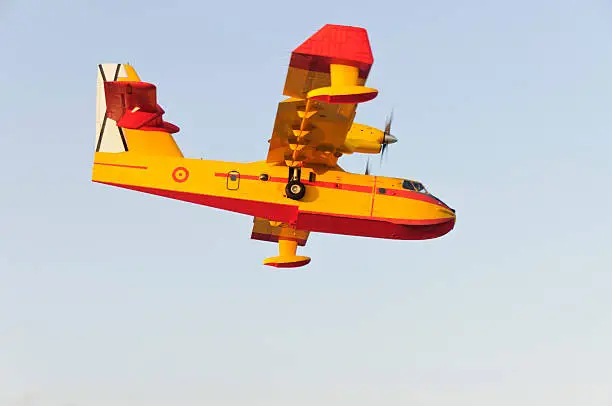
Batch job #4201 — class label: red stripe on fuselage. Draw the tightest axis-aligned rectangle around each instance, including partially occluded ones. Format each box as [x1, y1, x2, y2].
[375, 187, 447, 207]
[94, 162, 148, 170]
[99, 181, 299, 224]
[214, 172, 446, 206]
[215, 172, 372, 193]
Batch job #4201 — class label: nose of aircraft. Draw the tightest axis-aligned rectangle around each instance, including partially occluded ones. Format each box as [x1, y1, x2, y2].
[439, 207, 456, 218]
[383, 134, 397, 144]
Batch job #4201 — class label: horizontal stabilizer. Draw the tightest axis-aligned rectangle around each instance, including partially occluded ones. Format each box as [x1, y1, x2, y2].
[104, 81, 179, 133]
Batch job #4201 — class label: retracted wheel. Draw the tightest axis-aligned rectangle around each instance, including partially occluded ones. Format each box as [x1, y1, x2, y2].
[286, 180, 306, 200]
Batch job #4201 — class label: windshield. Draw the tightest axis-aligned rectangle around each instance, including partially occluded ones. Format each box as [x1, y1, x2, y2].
[402, 179, 428, 194]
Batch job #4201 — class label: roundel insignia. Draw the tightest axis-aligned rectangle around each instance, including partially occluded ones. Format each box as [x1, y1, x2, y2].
[172, 167, 189, 183]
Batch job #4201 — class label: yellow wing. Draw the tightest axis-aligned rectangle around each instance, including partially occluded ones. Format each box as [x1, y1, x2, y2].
[265, 24, 384, 168]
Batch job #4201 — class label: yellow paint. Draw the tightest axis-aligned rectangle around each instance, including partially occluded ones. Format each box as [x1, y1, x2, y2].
[306, 84, 378, 101]
[113, 65, 183, 157]
[94, 28, 455, 269]
[121, 64, 140, 81]
[123, 129, 183, 157]
[343, 123, 383, 154]
[252, 217, 310, 244]
[268, 61, 377, 169]
[262, 238, 311, 268]
[92, 153, 453, 224]
[330, 64, 359, 86]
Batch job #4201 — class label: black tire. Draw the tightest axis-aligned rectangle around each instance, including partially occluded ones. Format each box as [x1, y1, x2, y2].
[285, 180, 306, 200]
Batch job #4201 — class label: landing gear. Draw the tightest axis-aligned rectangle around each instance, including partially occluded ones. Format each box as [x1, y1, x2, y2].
[286, 167, 306, 200]
[286, 180, 306, 200]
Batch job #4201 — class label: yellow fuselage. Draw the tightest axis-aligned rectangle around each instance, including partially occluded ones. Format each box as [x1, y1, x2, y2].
[93, 152, 456, 240]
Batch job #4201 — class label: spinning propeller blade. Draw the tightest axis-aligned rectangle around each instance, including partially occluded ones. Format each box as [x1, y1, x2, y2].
[380, 109, 396, 165]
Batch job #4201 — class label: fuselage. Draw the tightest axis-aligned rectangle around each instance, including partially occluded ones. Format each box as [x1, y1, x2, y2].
[93, 152, 456, 240]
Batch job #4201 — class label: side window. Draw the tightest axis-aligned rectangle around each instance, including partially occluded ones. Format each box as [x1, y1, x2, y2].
[402, 180, 415, 191]
[227, 171, 240, 190]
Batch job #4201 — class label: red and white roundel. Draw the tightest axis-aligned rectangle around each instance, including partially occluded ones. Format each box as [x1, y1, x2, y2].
[172, 167, 189, 183]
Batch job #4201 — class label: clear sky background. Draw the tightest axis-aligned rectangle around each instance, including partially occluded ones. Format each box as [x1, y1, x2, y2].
[1, 0, 611, 405]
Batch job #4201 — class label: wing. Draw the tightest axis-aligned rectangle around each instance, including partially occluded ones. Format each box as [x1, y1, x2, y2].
[251, 217, 310, 246]
[265, 25, 379, 168]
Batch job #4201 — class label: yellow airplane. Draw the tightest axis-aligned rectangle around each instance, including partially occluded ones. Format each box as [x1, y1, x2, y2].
[92, 24, 456, 268]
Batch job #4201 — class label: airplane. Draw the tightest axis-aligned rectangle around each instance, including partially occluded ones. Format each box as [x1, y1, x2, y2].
[92, 24, 456, 268]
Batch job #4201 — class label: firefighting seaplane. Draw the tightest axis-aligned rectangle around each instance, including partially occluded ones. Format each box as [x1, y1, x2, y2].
[92, 24, 456, 268]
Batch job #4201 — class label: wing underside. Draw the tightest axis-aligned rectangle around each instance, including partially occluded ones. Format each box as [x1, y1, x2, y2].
[265, 24, 377, 169]
[251, 217, 310, 246]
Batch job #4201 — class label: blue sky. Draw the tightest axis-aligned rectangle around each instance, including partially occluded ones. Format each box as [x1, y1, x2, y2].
[1, 0, 611, 404]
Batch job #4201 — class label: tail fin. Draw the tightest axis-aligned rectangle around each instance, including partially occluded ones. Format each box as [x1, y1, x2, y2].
[95, 64, 129, 153]
[95, 63, 183, 157]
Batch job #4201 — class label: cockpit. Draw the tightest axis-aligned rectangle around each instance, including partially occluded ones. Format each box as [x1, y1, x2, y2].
[402, 179, 428, 194]
[402, 178, 454, 212]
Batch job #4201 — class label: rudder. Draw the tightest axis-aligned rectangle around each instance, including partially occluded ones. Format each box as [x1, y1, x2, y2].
[96, 64, 130, 153]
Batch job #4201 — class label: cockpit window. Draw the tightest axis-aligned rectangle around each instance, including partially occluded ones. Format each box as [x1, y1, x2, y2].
[402, 179, 428, 194]
[414, 182, 427, 193]
[402, 180, 415, 191]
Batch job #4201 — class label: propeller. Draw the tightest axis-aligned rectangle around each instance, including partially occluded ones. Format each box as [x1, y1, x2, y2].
[365, 110, 397, 175]
[380, 109, 397, 165]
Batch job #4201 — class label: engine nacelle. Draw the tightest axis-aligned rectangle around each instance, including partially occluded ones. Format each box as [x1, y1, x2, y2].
[341, 123, 384, 154]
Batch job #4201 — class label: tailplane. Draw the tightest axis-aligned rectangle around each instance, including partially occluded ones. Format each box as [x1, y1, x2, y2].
[95, 63, 183, 157]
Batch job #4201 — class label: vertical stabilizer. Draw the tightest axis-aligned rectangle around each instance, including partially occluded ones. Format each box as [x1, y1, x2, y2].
[95, 64, 129, 153]
[94, 63, 183, 157]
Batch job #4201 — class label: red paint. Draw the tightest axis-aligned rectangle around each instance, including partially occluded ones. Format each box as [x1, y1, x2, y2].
[289, 55, 371, 78]
[369, 176, 377, 216]
[300, 210, 451, 227]
[172, 167, 189, 183]
[104, 81, 179, 133]
[376, 187, 448, 207]
[96, 182, 454, 241]
[309, 91, 378, 104]
[98, 182, 299, 224]
[94, 162, 148, 170]
[265, 258, 311, 268]
[213, 172, 448, 208]
[214, 172, 260, 181]
[296, 212, 455, 241]
[303, 179, 372, 193]
[290, 24, 373, 79]
[215, 172, 373, 193]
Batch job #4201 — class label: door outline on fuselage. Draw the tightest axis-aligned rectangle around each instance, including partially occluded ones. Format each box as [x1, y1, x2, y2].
[227, 170, 240, 190]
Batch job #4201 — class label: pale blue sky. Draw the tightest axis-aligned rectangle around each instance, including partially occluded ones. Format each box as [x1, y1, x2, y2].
[1, 0, 612, 405]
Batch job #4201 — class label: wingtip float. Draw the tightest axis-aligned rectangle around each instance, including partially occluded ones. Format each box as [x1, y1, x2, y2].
[92, 24, 456, 269]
